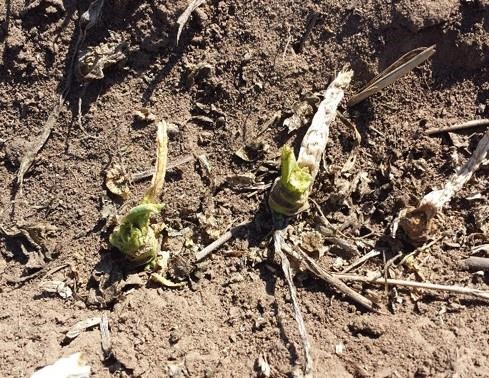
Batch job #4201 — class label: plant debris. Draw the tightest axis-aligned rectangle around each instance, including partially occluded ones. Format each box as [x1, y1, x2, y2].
[39, 280, 72, 299]
[273, 230, 314, 378]
[255, 354, 271, 378]
[31, 352, 90, 378]
[77, 40, 128, 81]
[15, 0, 107, 198]
[134, 108, 157, 123]
[235, 142, 269, 162]
[334, 273, 489, 301]
[399, 128, 489, 244]
[176, 0, 206, 45]
[105, 164, 130, 199]
[348, 45, 436, 107]
[16, 108, 57, 195]
[426, 118, 489, 135]
[283, 99, 315, 133]
[100, 314, 112, 358]
[65, 317, 102, 341]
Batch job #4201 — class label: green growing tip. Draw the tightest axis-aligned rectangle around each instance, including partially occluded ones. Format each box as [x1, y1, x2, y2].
[280, 145, 313, 197]
[268, 145, 313, 216]
[109, 203, 164, 265]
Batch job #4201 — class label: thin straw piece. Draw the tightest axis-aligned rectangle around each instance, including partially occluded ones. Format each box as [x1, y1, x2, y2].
[348, 45, 436, 107]
[334, 274, 489, 301]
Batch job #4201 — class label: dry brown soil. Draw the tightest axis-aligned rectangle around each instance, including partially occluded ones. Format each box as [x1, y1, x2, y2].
[1, 0, 489, 377]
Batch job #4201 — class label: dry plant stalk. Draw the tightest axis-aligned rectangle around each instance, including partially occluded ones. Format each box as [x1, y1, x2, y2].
[400, 128, 489, 243]
[334, 273, 489, 301]
[176, 0, 206, 45]
[459, 256, 489, 272]
[31, 352, 90, 378]
[289, 245, 378, 312]
[348, 45, 436, 107]
[274, 231, 313, 378]
[426, 118, 489, 135]
[268, 69, 353, 216]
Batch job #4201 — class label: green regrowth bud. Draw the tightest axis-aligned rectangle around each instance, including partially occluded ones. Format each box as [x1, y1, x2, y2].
[280, 145, 313, 199]
[109, 203, 164, 265]
[268, 145, 313, 216]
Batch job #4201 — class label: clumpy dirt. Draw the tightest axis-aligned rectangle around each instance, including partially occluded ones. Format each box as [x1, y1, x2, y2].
[1, 0, 489, 377]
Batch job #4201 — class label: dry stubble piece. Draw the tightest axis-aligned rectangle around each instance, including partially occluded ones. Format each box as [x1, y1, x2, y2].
[400, 128, 489, 243]
[283, 100, 314, 133]
[31, 352, 91, 378]
[39, 280, 72, 299]
[65, 317, 102, 340]
[176, 0, 206, 44]
[77, 40, 127, 81]
[398, 204, 435, 244]
[348, 45, 435, 107]
[105, 164, 130, 199]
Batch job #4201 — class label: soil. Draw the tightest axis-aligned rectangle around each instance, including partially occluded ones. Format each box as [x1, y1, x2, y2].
[1, 0, 489, 377]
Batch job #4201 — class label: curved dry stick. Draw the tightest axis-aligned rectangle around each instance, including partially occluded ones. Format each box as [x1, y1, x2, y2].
[176, 0, 206, 44]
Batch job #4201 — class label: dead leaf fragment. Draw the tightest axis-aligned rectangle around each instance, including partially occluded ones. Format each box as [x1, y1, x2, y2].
[31, 352, 91, 378]
[77, 40, 127, 81]
[105, 164, 130, 199]
[197, 213, 221, 240]
[348, 45, 436, 106]
[225, 173, 256, 188]
[65, 317, 102, 340]
[100, 314, 112, 358]
[283, 100, 314, 133]
[255, 354, 271, 378]
[196, 153, 212, 175]
[235, 142, 269, 162]
[134, 108, 156, 122]
[39, 280, 73, 299]
[16, 115, 54, 194]
[150, 273, 186, 288]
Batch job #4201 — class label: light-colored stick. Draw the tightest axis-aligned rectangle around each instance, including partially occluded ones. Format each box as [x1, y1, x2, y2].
[341, 250, 381, 273]
[334, 273, 489, 301]
[290, 246, 378, 312]
[422, 128, 489, 211]
[195, 221, 250, 262]
[426, 119, 489, 135]
[459, 257, 489, 272]
[176, 0, 206, 44]
[274, 231, 314, 378]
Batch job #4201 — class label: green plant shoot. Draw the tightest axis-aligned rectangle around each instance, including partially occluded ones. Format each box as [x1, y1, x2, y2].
[268, 145, 313, 216]
[280, 145, 312, 198]
[109, 121, 168, 265]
